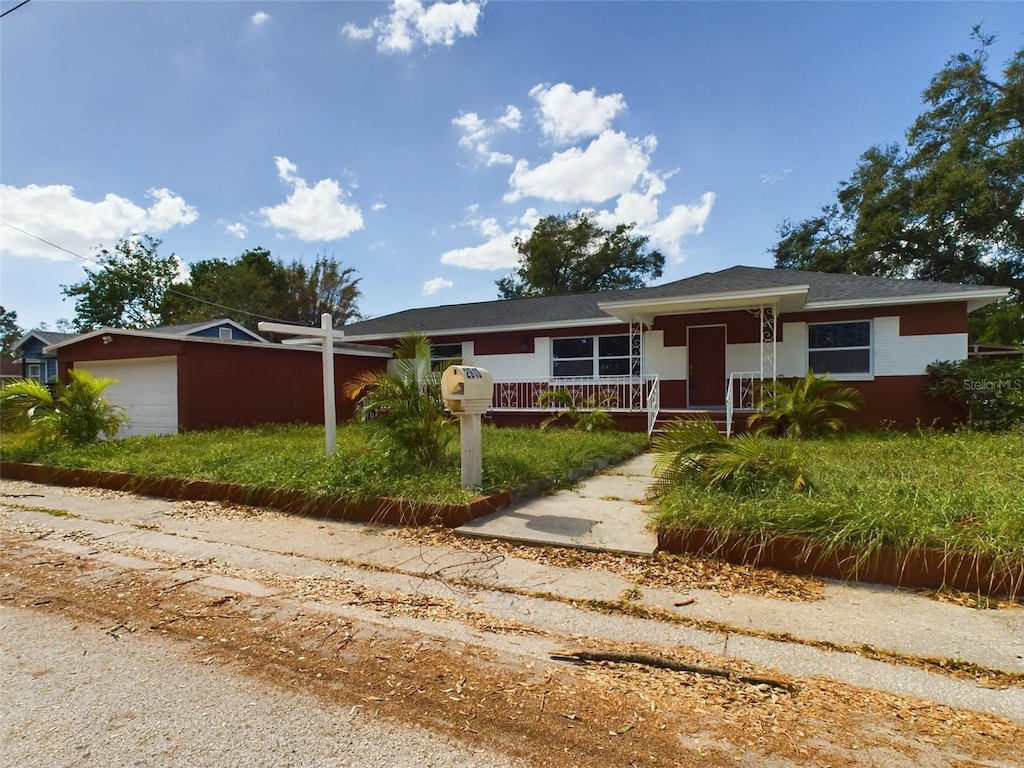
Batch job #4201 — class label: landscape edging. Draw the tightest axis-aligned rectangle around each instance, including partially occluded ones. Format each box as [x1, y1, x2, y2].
[657, 526, 1023, 599]
[0, 461, 512, 527]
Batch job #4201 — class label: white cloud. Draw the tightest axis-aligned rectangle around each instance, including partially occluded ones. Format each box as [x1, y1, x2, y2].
[225, 221, 248, 239]
[530, 83, 626, 144]
[646, 191, 716, 261]
[259, 156, 364, 242]
[370, 201, 387, 212]
[453, 105, 520, 165]
[251, 11, 270, 26]
[0, 183, 197, 260]
[345, 0, 483, 54]
[421, 277, 453, 295]
[505, 130, 654, 204]
[341, 22, 375, 41]
[760, 168, 793, 185]
[440, 211, 531, 270]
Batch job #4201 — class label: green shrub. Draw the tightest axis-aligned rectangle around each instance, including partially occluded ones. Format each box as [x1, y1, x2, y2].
[536, 388, 617, 431]
[651, 414, 810, 495]
[344, 331, 456, 467]
[747, 372, 864, 438]
[926, 357, 1024, 430]
[0, 370, 129, 447]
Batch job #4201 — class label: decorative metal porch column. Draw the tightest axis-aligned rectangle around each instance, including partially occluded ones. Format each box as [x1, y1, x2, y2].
[759, 303, 777, 382]
[629, 318, 645, 410]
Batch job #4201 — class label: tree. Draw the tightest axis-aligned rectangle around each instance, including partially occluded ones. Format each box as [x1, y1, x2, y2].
[61, 235, 180, 332]
[772, 28, 1024, 344]
[496, 212, 664, 299]
[160, 247, 292, 327]
[0, 306, 23, 358]
[286, 255, 362, 326]
[161, 250, 362, 330]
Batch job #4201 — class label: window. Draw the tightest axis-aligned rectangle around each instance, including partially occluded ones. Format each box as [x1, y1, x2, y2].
[27, 363, 42, 383]
[808, 321, 871, 375]
[218, 327, 232, 339]
[552, 335, 631, 378]
[431, 343, 463, 371]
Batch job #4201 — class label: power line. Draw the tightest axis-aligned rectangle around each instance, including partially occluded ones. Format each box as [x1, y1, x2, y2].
[0, 219, 292, 325]
[0, 0, 33, 20]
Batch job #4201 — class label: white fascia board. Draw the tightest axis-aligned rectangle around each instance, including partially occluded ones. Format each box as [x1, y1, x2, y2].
[44, 329, 393, 358]
[598, 284, 810, 320]
[340, 315, 625, 343]
[804, 287, 1010, 314]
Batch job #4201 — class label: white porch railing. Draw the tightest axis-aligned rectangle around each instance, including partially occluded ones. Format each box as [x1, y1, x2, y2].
[725, 371, 761, 438]
[646, 375, 660, 437]
[491, 375, 660, 422]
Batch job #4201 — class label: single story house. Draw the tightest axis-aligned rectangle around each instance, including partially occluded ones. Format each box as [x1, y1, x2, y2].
[13, 319, 264, 388]
[340, 265, 1010, 432]
[43, 325, 391, 437]
[13, 329, 78, 386]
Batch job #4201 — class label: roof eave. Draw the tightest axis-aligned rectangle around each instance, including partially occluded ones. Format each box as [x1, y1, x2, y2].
[341, 315, 625, 343]
[598, 285, 811, 321]
[803, 287, 1011, 314]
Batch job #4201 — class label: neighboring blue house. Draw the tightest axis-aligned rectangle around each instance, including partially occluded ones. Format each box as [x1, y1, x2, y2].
[12, 319, 266, 386]
[13, 330, 77, 385]
[146, 319, 267, 343]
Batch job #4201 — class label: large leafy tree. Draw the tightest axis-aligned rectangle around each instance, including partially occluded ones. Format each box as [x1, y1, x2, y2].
[773, 28, 1024, 344]
[161, 250, 362, 329]
[160, 248, 292, 327]
[497, 212, 664, 299]
[0, 306, 24, 358]
[61, 235, 181, 332]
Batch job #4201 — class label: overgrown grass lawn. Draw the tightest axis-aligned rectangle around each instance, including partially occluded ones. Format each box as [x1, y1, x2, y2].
[1, 423, 648, 504]
[652, 429, 1024, 562]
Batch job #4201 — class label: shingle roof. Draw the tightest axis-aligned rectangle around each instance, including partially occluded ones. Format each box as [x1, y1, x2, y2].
[16, 330, 77, 348]
[626, 266, 997, 304]
[341, 265, 1005, 338]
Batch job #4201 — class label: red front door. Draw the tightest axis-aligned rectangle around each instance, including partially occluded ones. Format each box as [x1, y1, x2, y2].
[688, 325, 726, 407]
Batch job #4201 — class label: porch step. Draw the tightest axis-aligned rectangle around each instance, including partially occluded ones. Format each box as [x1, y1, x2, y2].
[649, 409, 745, 438]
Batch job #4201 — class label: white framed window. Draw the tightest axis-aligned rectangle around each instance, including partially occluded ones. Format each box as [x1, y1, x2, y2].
[218, 327, 232, 339]
[807, 321, 871, 376]
[27, 363, 42, 382]
[552, 334, 631, 379]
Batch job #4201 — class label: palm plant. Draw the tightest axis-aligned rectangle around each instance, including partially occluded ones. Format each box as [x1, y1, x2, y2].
[343, 331, 456, 467]
[536, 388, 617, 431]
[650, 413, 809, 495]
[747, 372, 864, 438]
[0, 370, 129, 446]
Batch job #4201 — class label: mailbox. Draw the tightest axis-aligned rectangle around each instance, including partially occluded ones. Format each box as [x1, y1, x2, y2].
[442, 365, 493, 414]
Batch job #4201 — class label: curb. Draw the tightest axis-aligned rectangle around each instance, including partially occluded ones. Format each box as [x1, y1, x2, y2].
[657, 527, 1024, 599]
[1, 461, 512, 528]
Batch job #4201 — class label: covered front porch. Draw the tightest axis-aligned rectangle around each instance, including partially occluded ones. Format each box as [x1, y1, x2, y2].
[485, 282, 807, 436]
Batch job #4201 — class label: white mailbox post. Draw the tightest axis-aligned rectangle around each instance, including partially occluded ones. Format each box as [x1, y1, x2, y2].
[441, 365, 493, 489]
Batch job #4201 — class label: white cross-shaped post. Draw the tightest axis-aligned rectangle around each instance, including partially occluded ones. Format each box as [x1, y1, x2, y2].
[258, 313, 344, 456]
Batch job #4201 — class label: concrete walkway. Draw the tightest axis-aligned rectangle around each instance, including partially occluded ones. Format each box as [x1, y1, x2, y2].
[456, 452, 659, 555]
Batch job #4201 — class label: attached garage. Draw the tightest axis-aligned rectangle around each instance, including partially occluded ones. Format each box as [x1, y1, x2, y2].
[45, 328, 392, 437]
[77, 356, 179, 437]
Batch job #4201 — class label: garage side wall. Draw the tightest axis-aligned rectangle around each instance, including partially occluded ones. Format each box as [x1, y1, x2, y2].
[176, 343, 387, 431]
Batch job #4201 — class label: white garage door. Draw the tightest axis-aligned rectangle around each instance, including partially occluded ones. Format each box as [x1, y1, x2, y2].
[78, 357, 178, 437]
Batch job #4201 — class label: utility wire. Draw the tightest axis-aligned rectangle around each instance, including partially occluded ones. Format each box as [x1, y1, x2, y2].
[0, 218, 292, 325]
[0, 0, 33, 20]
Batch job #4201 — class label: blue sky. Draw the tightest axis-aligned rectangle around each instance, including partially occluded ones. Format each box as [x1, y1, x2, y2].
[1, 1, 1021, 330]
